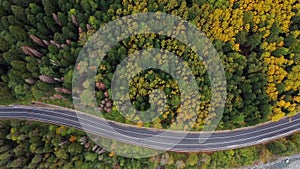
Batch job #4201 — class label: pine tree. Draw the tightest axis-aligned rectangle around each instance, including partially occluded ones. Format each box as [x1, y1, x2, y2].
[41, 0, 58, 14]
[11, 5, 26, 22]
[0, 38, 10, 52]
[9, 26, 27, 41]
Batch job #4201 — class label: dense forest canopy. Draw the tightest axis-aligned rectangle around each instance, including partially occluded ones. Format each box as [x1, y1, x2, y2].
[0, 0, 300, 168]
[1, 120, 300, 169]
[0, 0, 299, 130]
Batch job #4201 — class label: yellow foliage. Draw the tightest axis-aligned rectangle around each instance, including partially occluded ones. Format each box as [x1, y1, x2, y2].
[137, 120, 143, 128]
[294, 96, 300, 103]
[114, 0, 300, 126]
[56, 126, 66, 135]
[271, 111, 285, 122]
[109, 151, 116, 157]
[278, 41, 284, 47]
[12, 135, 17, 141]
[288, 104, 296, 112]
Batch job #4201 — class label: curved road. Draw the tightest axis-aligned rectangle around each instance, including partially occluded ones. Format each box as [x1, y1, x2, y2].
[0, 106, 299, 152]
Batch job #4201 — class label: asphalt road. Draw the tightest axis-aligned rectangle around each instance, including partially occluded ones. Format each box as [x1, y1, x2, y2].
[0, 106, 299, 152]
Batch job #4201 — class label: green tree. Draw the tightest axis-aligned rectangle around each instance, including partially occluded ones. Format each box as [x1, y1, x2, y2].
[9, 26, 27, 41]
[42, 0, 58, 14]
[267, 140, 287, 155]
[272, 47, 289, 57]
[84, 152, 97, 161]
[235, 30, 248, 45]
[186, 153, 198, 167]
[11, 5, 26, 22]
[8, 157, 27, 168]
[243, 11, 254, 24]
[0, 82, 14, 103]
[0, 38, 10, 52]
[245, 33, 263, 50]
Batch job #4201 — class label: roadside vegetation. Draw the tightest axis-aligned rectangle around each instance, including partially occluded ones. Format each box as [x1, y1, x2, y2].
[1, 120, 300, 169]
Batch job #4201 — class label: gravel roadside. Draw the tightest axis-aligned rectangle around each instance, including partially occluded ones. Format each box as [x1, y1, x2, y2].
[243, 153, 300, 169]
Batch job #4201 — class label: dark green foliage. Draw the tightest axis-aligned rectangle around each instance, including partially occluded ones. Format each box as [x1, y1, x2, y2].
[43, 15, 59, 32]
[57, 12, 68, 26]
[245, 33, 263, 50]
[272, 47, 289, 57]
[9, 26, 27, 41]
[2, 1, 12, 13]
[63, 69, 73, 89]
[12, 84, 32, 100]
[0, 38, 10, 52]
[267, 140, 288, 155]
[29, 3, 43, 15]
[267, 22, 281, 43]
[36, 22, 49, 35]
[0, 82, 14, 104]
[235, 30, 248, 45]
[36, 81, 53, 92]
[11, 5, 26, 21]
[26, 14, 37, 25]
[25, 56, 39, 77]
[3, 48, 22, 63]
[41, 0, 58, 14]
[290, 15, 300, 31]
[7, 15, 23, 26]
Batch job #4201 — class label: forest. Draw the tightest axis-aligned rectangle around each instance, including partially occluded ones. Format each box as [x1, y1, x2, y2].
[1, 120, 300, 168]
[0, 0, 300, 168]
[1, 0, 300, 129]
